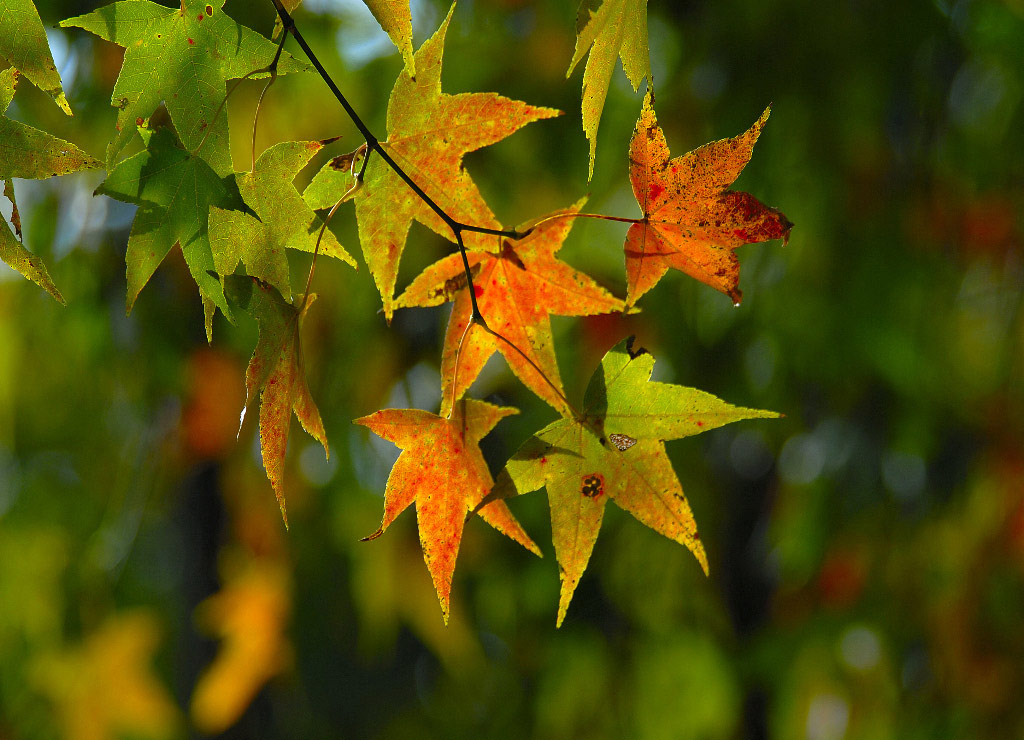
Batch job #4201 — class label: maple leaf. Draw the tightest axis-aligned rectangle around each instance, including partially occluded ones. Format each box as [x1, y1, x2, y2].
[364, 0, 415, 75]
[97, 126, 242, 335]
[0, 0, 73, 114]
[29, 611, 182, 740]
[567, 0, 649, 180]
[305, 3, 559, 320]
[492, 337, 778, 625]
[625, 90, 793, 306]
[209, 140, 355, 303]
[1, 68, 101, 302]
[396, 200, 623, 416]
[224, 275, 327, 527]
[190, 559, 291, 734]
[356, 398, 541, 623]
[61, 0, 309, 175]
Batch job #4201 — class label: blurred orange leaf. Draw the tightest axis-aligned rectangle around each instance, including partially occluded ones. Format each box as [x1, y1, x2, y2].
[190, 560, 292, 734]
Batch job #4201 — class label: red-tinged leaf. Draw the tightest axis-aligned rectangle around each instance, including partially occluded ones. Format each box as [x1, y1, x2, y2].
[357, 398, 540, 623]
[225, 276, 326, 526]
[396, 201, 623, 416]
[625, 90, 792, 306]
[305, 3, 559, 320]
[492, 337, 778, 625]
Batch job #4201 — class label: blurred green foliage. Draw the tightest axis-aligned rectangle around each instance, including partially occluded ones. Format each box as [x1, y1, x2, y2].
[1, 0, 1023, 738]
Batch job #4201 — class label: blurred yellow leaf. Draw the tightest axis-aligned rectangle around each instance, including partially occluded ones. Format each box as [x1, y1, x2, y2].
[189, 560, 292, 734]
[30, 611, 181, 740]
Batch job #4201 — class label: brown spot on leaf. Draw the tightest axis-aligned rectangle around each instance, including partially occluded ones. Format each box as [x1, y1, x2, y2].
[608, 433, 637, 451]
[581, 473, 605, 498]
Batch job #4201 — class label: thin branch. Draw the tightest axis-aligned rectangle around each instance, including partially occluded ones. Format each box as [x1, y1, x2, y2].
[268, 0, 526, 314]
[519, 211, 643, 238]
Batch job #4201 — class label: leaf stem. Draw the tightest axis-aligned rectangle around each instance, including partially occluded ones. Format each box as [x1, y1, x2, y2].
[519, 211, 642, 238]
[480, 323, 583, 423]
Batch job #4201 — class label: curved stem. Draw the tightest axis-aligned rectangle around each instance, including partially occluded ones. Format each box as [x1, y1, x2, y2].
[299, 175, 361, 315]
[519, 211, 642, 238]
[480, 323, 583, 423]
[445, 317, 474, 419]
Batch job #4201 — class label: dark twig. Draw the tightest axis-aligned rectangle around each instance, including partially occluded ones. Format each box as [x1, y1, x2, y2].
[269, 0, 525, 324]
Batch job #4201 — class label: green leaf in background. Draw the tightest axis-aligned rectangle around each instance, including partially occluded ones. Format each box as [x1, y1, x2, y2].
[0, 0, 73, 114]
[60, 0, 310, 175]
[567, 0, 650, 180]
[209, 140, 355, 303]
[494, 337, 777, 625]
[96, 126, 241, 330]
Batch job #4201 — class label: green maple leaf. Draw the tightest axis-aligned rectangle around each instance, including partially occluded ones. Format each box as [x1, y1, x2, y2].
[224, 275, 327, 528]
[1, 68, 101, 303]
[0, 0, 73, 114]
[209, 140, 355, 303]
[96, 126, 243, 334]
[61, 0, 309, 175]
[492, 336, 778, 625]
[567, 0, 649, 180]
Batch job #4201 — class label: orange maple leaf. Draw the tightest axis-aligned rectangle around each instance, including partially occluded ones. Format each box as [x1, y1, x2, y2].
[307, 3, 559, 320]
[625, 90, 792, 306]
[190, 560, 292, 734]
[396, 201, 623, 416]
[224, 276, 326, 526]
[356, 399, 540, 622]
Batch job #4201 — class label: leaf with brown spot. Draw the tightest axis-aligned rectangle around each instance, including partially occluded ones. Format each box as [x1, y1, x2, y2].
[356, 398, 540, 623]
[492, 337, 778, 625]
[364, 0, 415, 76]
[396, 200, 623, 416]
[225, 275, 327, 527]
[625, 89, 792, 306]
[305, 4, 559, 320]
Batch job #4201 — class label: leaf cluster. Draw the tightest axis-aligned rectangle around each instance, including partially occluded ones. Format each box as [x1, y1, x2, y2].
[1, 0, 791, 625]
